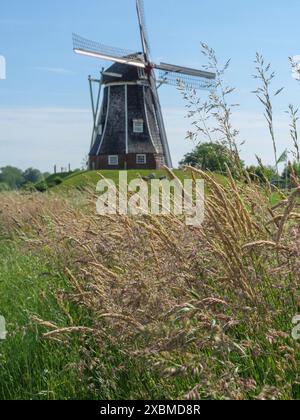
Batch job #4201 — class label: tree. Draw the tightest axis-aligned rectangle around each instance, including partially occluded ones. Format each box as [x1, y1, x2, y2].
[22, 168, 42, 184]
[246, 165, 277, 183]
[0, 182, 9, 192]
[281, 162, 300, 184]
[0, 166, 23, 189]
[179, 142, 243, 174]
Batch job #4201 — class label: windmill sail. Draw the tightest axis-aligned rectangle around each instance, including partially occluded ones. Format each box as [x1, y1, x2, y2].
[136, 0, 151, 61]
[158, 72, 215, 90]
[156, 62, 216, 79]
[136, 0, 172, 167]
[73, 34, 146, 68]
[148, 74, 173, 168]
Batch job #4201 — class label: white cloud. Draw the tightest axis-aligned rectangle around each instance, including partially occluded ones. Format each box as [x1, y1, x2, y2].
[163, 107, 195, 165]
[33, 67, 75, 75]
[165, 107, 293, 167]
[0, 107, 91, 172]
[232, 110, 291, 166]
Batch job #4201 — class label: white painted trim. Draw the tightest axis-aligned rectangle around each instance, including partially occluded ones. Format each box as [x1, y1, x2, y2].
[94, 88, 105, 139]
[136, 154, 147, 165]
[108, 155, 119, 166]
[152, 104, 159, 130]
[133, 119, 144, 133]
[143, 86, 158, 153]
[97, 86, 110, 155]
[138, 68, 147, 80]
[91, 94, 104, 150]
[102, 71, 123, 78]
[125, 84, 129, 154]
[104, 81, 141, 87]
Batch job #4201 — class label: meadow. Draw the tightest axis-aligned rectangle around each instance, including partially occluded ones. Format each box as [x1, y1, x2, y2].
[1, 48, 300, 401]
[0, 167, 299, 400]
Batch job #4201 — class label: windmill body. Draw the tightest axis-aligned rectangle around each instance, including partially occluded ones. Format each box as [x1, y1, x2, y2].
[73, 0, 215, 170]
[89, 60, 166, 170]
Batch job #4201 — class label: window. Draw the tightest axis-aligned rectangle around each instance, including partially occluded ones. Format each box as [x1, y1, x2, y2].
[98, 124, 103, 135]
[138, 68, 147, 80]
[136, 154, 147, 165]
[133, 119, 144, 133]
[108, 155, 119, 166]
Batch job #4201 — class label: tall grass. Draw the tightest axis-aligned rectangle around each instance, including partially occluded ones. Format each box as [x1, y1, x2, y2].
[0, 241, 98, 400]
[287, 104, 300, 164]
[0, 170, 299, 400]
[179, 43, 243, 177]
[253, 54, 284, 177]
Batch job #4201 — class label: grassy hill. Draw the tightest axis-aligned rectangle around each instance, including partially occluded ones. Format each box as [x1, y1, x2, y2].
[40, 170, 284, 207]
[39, 169, 227, 192]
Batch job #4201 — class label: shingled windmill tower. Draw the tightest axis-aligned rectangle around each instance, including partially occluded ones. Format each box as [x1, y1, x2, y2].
[73, 0, 215, 170]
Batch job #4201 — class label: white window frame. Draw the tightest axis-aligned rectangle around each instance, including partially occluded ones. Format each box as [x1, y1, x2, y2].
[133, 119, 144, 134]
[108, 155, 119, 166]
[136, 154, 147, 165]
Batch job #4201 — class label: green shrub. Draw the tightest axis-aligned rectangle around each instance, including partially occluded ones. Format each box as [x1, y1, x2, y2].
[0, 182, 10, 192]
[47, 177, 63, 188]
[35, 180, 48, 192]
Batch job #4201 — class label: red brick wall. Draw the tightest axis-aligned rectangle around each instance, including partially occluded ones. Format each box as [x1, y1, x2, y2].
[89, 154, 164, 170]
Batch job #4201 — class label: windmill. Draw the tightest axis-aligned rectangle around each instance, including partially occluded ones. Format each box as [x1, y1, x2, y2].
[73, 0, 215, 170]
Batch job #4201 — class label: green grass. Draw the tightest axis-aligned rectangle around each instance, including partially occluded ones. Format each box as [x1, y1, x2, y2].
[1, 239, 299, 400]
[47, 169, 227, 192]
[2, 174, 298, 400]
[0, 241, 100, 400]
[0, 240, 190, 400]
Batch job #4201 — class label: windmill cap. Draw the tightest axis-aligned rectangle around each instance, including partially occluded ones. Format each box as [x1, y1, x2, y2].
[102, 56, 145, 84]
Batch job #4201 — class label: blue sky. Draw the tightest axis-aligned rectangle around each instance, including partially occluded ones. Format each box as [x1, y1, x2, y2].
[0, 0, 300, 171]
